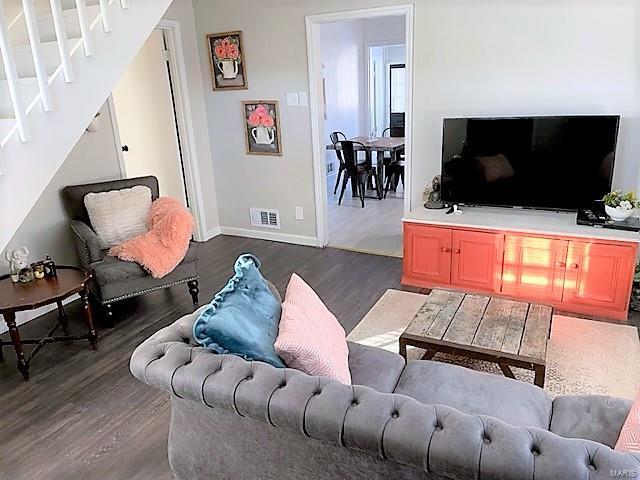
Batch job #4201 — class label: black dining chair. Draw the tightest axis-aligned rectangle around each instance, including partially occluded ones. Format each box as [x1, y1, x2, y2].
[382, 126, 405, 138]
[336, 140, 382, 208]
[384, 159, 405, 198]
[330, 131, 347, 194]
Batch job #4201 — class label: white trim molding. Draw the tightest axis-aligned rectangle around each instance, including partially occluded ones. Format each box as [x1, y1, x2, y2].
[305, 5, 415, 248]
[219, 227, 318, 247]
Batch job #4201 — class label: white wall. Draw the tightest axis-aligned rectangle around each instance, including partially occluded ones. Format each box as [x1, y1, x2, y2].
[162, 0, 221, 238]
[321, 20, 366, 171]
[192, 0, 640, 242]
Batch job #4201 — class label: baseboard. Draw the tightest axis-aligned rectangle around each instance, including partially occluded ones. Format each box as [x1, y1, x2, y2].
[219, 226, 319, 247]
[0, 294, 80, 334]
[204, 226, 222, 241]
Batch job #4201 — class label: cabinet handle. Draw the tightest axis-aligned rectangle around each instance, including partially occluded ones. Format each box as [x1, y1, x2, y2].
[453, 249, 461, 254]
[570, 263, 580, 269]
[557, 261, 566, 268]
[441, 247, 451, 253]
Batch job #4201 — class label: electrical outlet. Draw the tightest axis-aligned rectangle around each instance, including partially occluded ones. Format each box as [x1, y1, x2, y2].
[295, 207, 304, 221]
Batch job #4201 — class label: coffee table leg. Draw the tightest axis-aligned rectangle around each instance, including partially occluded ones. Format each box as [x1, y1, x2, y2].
[3, 312, 30, 381]
[81, 288, 98, 350]
[534, 365, 545, 388]
[399, 338, 407, 359]
[498, 363, 516, 380]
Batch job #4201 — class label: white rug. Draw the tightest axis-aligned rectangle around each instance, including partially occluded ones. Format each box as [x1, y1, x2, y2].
[348, 289, 640, 399]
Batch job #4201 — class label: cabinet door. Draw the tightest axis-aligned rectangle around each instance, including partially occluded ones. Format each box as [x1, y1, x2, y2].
[501, 235, 567, 302]
[562, 241, 635, 312]
[403, 224, 452, 286]
[450, 230, 504, 293]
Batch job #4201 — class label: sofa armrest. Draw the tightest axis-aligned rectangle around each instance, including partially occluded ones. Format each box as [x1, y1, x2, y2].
[131, 313, 640, 480]
[70, 220, 103, 269]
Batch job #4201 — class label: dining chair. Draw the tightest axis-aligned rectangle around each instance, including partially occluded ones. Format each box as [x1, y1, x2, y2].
[384, 159, 405, 198]
[330, 131, 347, 194]
[336, 140, 382, 208]
[382, 126, 405, 138]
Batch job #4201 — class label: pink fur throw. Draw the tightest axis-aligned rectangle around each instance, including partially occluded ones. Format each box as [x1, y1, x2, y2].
[109, 197, 194, 279]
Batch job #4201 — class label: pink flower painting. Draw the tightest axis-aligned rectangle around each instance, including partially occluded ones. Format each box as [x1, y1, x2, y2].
[207, 31, 248, 91]
[243, 101, 282, 156]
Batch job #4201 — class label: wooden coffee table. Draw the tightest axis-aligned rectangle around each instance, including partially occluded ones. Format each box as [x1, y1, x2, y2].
[0, 266, 98, 381]
[399, 290, 553, 387]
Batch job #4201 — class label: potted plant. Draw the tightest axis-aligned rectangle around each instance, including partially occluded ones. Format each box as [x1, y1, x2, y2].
[602, 190, 639, 221]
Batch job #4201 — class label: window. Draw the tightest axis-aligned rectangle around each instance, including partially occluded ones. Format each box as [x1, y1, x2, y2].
[389, 64, 406, 114]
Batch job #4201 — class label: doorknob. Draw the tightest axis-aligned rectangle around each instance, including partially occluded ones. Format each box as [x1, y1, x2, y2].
[121, 145, 129, 152]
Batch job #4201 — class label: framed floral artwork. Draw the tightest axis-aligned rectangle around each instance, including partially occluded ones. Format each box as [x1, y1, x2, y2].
[242, 101, 282, 156]
[207, 31, 248, 91]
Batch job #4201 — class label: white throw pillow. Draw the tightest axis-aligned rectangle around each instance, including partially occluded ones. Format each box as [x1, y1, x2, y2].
[84, 186, 152, 248]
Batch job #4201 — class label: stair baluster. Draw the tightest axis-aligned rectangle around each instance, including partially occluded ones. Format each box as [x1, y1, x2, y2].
[98, 0, 112, 33]
[0, 0, 30, 142]
[49, 0, 75, 83]
[22, 0, 53, 112]
[74, 0, 94, 56]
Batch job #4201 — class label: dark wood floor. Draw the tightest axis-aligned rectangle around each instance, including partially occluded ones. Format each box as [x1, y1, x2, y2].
[0, 236, 405, 479]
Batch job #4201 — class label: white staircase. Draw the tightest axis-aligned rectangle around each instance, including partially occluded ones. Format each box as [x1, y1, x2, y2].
[0, 0, 174, 254]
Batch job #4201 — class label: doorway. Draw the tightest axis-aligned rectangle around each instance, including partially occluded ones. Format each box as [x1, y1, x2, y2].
[306, 5, 414, 256]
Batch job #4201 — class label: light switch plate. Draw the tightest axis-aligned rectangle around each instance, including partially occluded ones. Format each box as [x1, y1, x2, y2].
[295, 206, 304, 220]
[298, 92, 308, 106]
[286, 92, 299, 106]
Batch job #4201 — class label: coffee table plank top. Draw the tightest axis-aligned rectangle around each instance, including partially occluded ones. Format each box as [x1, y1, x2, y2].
[402, 289, 552, 364]
[519, 304, 554, 360]
[406, 290, 464, 338]
[472, 299, 528, 353]
[442, 295, 490, 345]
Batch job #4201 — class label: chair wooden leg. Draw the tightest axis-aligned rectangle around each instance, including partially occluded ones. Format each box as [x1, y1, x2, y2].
[338, 174, 349, 205]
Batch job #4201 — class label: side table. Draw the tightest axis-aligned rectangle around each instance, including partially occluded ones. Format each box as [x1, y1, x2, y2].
[0, 266, 98, 381]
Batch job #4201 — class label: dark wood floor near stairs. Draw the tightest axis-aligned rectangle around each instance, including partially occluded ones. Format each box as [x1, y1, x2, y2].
[1, 235, 638, 479]
[0, 236, 406, 479]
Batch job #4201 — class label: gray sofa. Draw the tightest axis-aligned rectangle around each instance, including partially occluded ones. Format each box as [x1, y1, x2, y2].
[131, 304, 640, 480]
[62, 176, 199, 326]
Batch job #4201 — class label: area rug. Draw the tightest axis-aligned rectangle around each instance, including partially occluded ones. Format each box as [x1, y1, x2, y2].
[348, 289, 640, 399]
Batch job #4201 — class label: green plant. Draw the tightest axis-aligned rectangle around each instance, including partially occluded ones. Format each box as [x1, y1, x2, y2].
[602, 190, 639, 210]
[634, 264, 640, 283]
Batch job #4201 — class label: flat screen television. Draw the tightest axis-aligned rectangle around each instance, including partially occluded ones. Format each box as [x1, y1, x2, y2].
[440, 115, 620, 211]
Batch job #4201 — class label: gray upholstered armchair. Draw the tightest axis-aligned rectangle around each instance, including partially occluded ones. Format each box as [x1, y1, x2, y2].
[62, 176, 199, 326]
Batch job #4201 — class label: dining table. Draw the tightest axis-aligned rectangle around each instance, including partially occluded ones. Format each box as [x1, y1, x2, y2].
[326, 136, 405, 197]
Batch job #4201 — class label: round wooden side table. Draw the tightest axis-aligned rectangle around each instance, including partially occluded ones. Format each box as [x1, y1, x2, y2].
[0, 266, 98, 381]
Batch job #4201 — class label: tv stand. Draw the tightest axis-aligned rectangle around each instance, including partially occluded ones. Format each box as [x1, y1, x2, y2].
[402, 207, 639, 321]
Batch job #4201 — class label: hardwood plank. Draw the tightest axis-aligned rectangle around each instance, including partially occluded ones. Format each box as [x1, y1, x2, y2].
[443, 294, 489, 345]
[519, 304, 553, 361]
[425, 291, 465, 340]
[472, 299, 528, 353]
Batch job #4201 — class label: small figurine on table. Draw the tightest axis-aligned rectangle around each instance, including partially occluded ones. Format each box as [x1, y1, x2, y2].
[423, 175, 445, 209]
[5, 247, 31, 283]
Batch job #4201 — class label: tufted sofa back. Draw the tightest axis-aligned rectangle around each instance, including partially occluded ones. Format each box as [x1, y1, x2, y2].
[130, 309, 640, 480]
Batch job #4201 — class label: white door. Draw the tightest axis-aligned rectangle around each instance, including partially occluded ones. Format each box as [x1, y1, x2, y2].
[111, 29, 188, 207]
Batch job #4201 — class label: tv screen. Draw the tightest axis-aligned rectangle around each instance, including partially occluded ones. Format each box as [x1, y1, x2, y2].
[440, 116, 620, 211]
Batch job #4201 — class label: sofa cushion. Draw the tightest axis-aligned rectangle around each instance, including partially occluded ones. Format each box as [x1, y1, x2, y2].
[274, 274, 351, 384]
[550, 395, 632, 448]
[84, 185, 152, 248]
[193, 254, 285, 368]
[93, 246, 197, 286]
[393, 360, 552, 429]
[347, 341, 405, 393]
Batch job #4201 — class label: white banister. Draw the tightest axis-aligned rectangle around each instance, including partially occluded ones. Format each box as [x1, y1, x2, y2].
[75, 0, 94, 56]
[98, 0, 112, 32]
[22, 0, 53, 112]
[120, 0, 130, 9]
[49, 0, 74, 82]
[0, 1, 30, 141]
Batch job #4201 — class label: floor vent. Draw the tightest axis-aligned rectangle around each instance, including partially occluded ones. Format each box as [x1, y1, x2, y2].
[250, 208, 280, 229]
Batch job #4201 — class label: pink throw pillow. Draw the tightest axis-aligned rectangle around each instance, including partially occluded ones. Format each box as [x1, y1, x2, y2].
[615, 391, 640, 453]
[274, 274, 351, 385]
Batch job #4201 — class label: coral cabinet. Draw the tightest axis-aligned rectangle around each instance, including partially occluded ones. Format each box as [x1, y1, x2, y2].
[403, 222, 637, 321]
